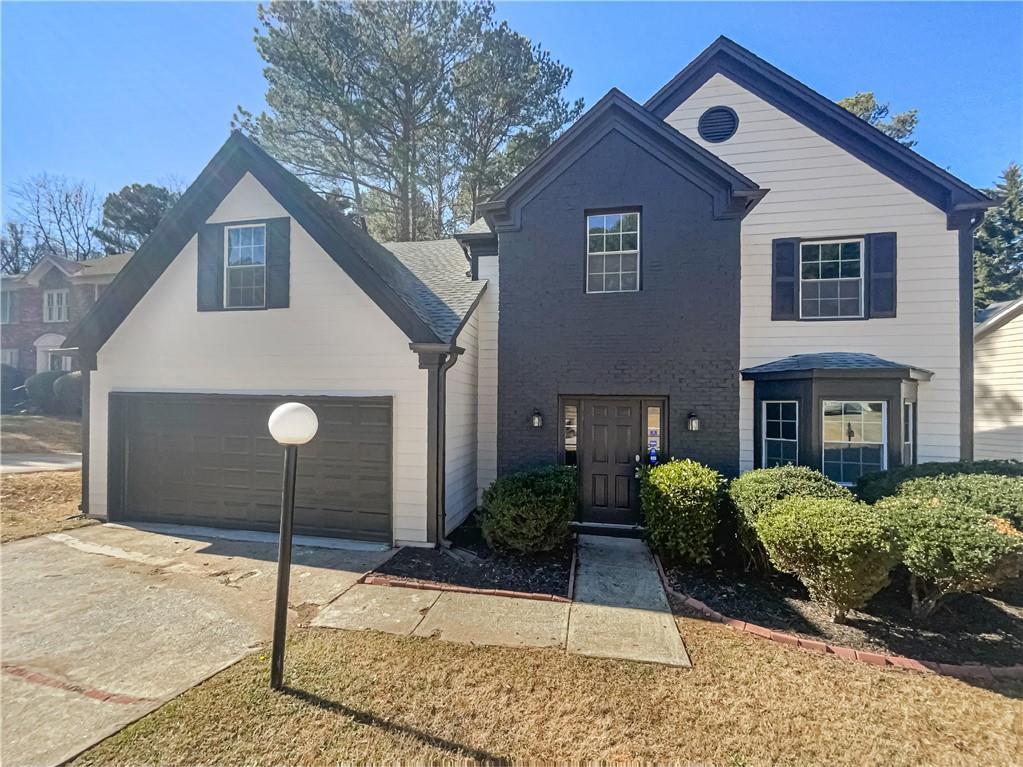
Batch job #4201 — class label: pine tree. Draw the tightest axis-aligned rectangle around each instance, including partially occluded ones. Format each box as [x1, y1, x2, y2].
[974, 163, 1023, 310]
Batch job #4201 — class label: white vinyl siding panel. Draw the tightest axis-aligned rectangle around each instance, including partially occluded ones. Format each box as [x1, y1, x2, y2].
[89, 174, 430, 544]
[667, 74, 962, 470]
[445, 308, 479, 532]
[476, 255, 499, 501]
[974, 312, 1023, 460]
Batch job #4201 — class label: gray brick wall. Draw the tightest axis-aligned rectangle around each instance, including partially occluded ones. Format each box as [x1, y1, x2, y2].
[497, 129, 742, 477]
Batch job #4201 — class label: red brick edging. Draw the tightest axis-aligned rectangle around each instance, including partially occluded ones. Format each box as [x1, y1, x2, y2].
[650, 555, 1023, 681]
[359, 543, 578, 604]
[2, 663, 158, 705]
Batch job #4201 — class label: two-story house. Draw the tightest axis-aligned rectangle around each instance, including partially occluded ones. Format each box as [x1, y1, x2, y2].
[1, 252, 130, 378]
[65, 38, 994, 546]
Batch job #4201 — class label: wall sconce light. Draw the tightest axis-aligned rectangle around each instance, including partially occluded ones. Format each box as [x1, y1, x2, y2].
[531, 410, 543, 428]
[686, 411, 700, 432]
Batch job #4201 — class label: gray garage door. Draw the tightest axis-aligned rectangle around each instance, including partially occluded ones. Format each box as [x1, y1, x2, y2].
[110, 393, 392, 542]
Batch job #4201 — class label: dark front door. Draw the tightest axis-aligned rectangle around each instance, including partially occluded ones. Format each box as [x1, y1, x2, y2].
[579, 398, 643, 525]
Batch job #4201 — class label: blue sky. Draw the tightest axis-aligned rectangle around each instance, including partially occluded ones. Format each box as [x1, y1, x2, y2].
[2, 1, 1021, 217]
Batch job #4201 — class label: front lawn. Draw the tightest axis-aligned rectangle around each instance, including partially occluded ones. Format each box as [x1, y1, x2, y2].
[1, 470, 93, 543]
[74, 620, 1021, 765]
[1, 414, 81, 454]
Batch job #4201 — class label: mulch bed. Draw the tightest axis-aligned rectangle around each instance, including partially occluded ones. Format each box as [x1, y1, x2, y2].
[667, 565, 1023, 667]
[372, 514, 574, 598]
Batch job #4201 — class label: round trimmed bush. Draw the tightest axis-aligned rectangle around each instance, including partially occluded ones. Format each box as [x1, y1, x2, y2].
[896, 474, 1023, 531]
[23, 370, 64, 414]
[480, 466, 577, 553]
[855, 460, 1023, 503]
[728, 466, 851, 571]
[879, 494, 1023, 621]
[53, 371, 84, 416]
[755, 496, 899, 623]
[640, 459, 723, 565]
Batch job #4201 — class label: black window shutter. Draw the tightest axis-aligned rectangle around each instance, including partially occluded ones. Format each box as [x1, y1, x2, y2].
[771, 238, 800, 320]
[266, 217, 291, 309]
[866, 232, 897, 318]
[197, 223, 224, 311]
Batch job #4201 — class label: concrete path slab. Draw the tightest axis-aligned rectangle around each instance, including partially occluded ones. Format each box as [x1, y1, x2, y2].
[1, 524, 392, 767]
[1, 453, 81, 474]
[567, 535, 690, 667]
[413, 592, 570, 649]
[313, 584, 439, 634]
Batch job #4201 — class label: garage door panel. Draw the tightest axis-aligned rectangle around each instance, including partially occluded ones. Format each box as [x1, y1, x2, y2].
[116, 394, 393, 542]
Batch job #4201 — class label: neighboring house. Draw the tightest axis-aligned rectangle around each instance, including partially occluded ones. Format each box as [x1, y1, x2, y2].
[1, 252, 131, 378]
[974, 297, 1023, 460]
[66, 37, 994, 546]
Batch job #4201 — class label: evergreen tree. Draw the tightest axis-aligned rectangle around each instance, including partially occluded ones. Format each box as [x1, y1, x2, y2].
[93, 183, 180, 253]
[838, 92, 918, 147]
[974, 163, 1023, 310]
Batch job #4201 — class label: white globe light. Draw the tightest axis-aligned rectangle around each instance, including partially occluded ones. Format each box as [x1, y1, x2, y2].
[268, 402, 319, 445]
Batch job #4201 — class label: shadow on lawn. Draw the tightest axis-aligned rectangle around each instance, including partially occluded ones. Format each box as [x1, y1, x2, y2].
[282, 687, 509, 764]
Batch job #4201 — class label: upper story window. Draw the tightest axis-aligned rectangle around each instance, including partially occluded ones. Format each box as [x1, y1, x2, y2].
[799, 239, 863, 319]
[224, 224, 266, 309]
[586, 211, 639, 294]
[0, 292, 15, 324]
[797, 239, 863, 319]
[43, 289, 70, 323]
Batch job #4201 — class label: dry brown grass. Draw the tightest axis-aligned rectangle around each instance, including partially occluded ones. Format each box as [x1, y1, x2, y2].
[1, 415, 81, 453]
[1, 470, 92, 543]
[75, 619, 1022, 766]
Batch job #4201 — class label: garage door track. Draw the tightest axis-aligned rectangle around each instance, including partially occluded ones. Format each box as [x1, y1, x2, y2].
[0, 524, 391, 767]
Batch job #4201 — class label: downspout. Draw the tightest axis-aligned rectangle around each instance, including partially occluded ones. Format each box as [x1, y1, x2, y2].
[412, 342, 464, 547]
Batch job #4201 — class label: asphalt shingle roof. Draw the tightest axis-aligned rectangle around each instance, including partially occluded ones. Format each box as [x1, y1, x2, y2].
[463, 218, 494, 235]
[381, 239, 484, 343]
[741, 352, 932, 377]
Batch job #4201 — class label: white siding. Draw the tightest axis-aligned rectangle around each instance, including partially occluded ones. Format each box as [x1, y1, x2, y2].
[975, 312, 1023, 460]
[476, 255, 499, 499]
[88, 173, 430, 544]
[667, 74, 962, 470]
[445, 306, 479, 532]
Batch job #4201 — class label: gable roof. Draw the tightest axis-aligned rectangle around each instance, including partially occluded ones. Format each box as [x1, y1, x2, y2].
[645, 36, 994, 223]
[478, 88, 766, 231]
[741, 352, 933, 381]
[382, 238, 485, 342]
[66, 132, 484, 362]
[975, 296, 1023, 341]
[2, 251, 131, 288]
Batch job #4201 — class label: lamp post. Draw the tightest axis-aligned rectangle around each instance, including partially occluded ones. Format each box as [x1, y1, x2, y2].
[267, 402, 319, 690]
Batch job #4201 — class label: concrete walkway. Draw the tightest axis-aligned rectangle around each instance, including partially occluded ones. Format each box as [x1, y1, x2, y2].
[315, 534, 690, 667]
[1, 452, 82, 474]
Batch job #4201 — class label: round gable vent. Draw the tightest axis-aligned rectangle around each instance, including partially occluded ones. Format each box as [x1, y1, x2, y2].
[698, 106, 738, 143]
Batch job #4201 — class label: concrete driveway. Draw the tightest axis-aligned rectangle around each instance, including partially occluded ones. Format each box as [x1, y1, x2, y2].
[0, 524, 392, 767]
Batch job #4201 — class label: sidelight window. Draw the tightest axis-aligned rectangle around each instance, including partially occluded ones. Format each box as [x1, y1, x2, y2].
[563, 403, 578, 466]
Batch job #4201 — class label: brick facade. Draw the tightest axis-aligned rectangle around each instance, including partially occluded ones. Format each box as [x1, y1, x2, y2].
[496, 129, 742, 477]
[1, 259, 117, 379]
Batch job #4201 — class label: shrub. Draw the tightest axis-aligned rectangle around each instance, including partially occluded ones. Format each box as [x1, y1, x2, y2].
[53, 371, 84, 416]
[640, 459, 723, 565]
[1, 363, 24, 394]
[755, 496, 899, 623]
[479, 466, 577, 553]
[23, 370, 64, 414]
[856, 460, 1023, 503]
[880, 494, 1023, 621]
[728, 466, 851, 570]
[896, 474, 1023, 531]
